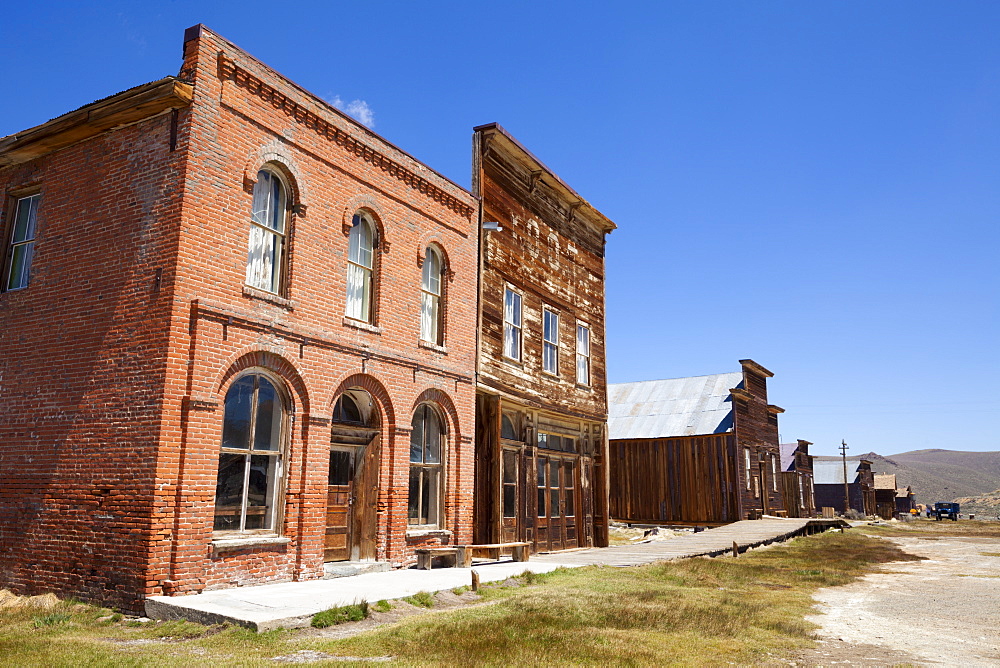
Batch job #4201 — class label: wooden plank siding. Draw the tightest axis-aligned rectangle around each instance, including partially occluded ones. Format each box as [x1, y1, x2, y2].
[609, 435, 739, 525]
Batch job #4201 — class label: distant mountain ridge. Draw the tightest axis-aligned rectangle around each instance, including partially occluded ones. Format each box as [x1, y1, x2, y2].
[813, 449, 1000, 515]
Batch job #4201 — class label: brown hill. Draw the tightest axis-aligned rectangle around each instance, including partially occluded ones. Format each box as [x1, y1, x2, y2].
[813, 449, 1000, 514]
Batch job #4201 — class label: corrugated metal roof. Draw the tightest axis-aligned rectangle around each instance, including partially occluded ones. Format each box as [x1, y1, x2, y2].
[608, 372, 743, 440]
[813, 460, 865, 485]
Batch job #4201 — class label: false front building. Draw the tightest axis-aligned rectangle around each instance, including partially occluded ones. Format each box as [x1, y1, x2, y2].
[472, 124, 615, 551]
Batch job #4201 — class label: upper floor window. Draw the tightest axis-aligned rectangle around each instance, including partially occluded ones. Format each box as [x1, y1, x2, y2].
[576, 322, 591, 385]
[4, 194, 40, 291]
[503, 287, 522, 361]
[420, 247, 443, 344]
[214, 372, 286, 534]
[542, 307, 559, 375]
[346, 212, 376, 322]
[245, 169, 288, 294]
[408, 404, 444, 526]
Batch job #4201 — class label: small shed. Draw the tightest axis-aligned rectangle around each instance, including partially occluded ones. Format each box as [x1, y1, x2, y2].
[895, 486, 916, 515]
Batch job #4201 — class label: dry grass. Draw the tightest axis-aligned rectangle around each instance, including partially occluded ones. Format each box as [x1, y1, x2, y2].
[0, 530, 920, 666]
[861, 518, 1000, 539]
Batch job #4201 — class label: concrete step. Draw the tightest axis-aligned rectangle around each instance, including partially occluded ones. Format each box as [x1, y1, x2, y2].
[322, 561, 391, 579]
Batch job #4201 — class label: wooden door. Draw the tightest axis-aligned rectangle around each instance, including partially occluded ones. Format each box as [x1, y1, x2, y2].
[352, 434, 380, 560]
[501, 449, 519, 543]
[325, 448, 354, 562]
[535, 456, 580, 551]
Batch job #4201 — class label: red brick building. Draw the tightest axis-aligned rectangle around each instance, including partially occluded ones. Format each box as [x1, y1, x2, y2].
[0, 26, 478, 612]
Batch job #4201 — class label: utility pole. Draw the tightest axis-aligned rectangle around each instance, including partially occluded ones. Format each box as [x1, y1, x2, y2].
[840, 440, 850, 514]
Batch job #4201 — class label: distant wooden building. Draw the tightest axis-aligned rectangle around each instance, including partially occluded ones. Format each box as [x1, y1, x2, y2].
[895, 486, 916, 515]
[472, 123, 615, 552]
[780, 440, 816, 518]
[873, 473, 898, 519]
[813, 459, 876, 515]
[607, 360, 787, 525]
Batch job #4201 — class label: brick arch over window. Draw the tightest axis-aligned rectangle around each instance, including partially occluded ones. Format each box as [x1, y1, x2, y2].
[243, 141, 309, 209]
[214, 349, 310, 415]
[411, 388, 461, 441]
[341, 195, 390, 254]
[329, 373, 396, 430]
[416, 238, 456, 283]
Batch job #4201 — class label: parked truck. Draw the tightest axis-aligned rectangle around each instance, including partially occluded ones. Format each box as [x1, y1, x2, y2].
[931, 502, 960, 521]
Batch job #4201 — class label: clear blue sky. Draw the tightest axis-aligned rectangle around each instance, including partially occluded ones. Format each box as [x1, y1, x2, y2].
[2, 2, 997, 457]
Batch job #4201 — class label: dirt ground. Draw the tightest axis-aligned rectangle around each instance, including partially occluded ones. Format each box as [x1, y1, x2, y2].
[794, 533, 1000, 667]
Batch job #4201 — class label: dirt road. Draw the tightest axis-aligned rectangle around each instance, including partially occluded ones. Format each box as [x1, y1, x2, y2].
[799, 532, 1000, 667]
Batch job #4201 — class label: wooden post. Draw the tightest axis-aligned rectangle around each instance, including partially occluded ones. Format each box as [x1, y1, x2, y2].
[471, 569, 480, 592]
[732, 541, 739, 557]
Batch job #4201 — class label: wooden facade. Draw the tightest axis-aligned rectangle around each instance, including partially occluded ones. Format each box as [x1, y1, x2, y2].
[608, 359, 787, 525]
[610, 435, 739, 524]
[779, 440, 816, 518]
[472, 123, 614, 552]
[873, 473, 898, 520]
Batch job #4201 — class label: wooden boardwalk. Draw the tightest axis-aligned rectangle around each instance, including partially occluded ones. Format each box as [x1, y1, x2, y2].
[532, 518, 845, 567]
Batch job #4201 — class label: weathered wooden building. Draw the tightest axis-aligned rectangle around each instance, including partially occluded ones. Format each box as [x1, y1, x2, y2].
[873, 473, 898, 519]
[607, 360, 787, 525]
[895, 485, 916, 515]
[779, 440, 816, 518]
[472, 123, 615, 552]
[813, 459, 876, 516]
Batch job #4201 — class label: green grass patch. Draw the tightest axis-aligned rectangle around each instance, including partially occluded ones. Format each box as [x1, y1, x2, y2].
[373, 599, 392, 613]
[402, 591, 434, 608]
[311, 601, 370, 628]
[451, 586, 469, 596]
[32, 612, 70, 628]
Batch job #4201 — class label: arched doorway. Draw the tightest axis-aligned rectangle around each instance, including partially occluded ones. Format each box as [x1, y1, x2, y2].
[326, 389, 381, 562]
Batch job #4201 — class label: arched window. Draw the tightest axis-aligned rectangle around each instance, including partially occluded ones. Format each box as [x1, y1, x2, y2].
[420, 247, 443, 344]
[245, 168, 288, 294]
[408, 404, 444, 526]
[346, 212, 376, 322]
[332, 393, 365, 425]
[214, 372, 286, 533]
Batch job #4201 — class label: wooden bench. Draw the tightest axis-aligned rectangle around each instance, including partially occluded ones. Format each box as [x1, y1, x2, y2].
[415, 546, 468, 570]
[466, 542, 530, 563]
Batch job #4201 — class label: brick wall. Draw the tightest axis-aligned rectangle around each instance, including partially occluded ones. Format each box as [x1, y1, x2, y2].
[0, 111, 186, 612]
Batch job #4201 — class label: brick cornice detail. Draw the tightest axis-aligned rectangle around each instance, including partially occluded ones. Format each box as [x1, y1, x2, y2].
[217, 54, 474, 218]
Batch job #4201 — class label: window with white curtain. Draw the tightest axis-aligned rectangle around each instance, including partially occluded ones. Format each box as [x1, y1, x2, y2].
[744, 448, 752, 490]
[420, 247, 443, 344]
[5, 193, 40, 291]
[503, 287, 522, 361]
[346, 212, 375, 322]
[542, 307, 559, 375]
[575, 322, 591, 385]
[771, 454, 779, 491]
[245, 169, 287, 293]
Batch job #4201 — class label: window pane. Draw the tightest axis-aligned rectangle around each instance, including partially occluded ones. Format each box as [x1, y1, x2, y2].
[213, 453, 247, 531]
[410, 408, 425, 463]
[537, 433, 548, 449]
[328, 450, 352, 486]
[253, 376, 281, 451]
[501, 415, 518, 440]
[422, 248, 441, 295]
[408, 468, 422, 524]
[12, 195, 39, 242]
[268, 173, 285, 233]
[425, 466, 440, 526]
[221, 376, 255, 449]
[537, 458, 547, 518]
[346, 263, 371, 321]
[349, 215, 373, 268]
[246, 225, 275, 291]
[503, 451, 517, 484]
[424, 410, 441, 464]
[420, 292, 438, 342]
[564, 464, 575, 517]
[503, 483, 517, 519]
[252, 171, 272, 227]
[6, 242, 33, 290]
[550, 487, 560, 518]
[245, 454, 277, 530]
